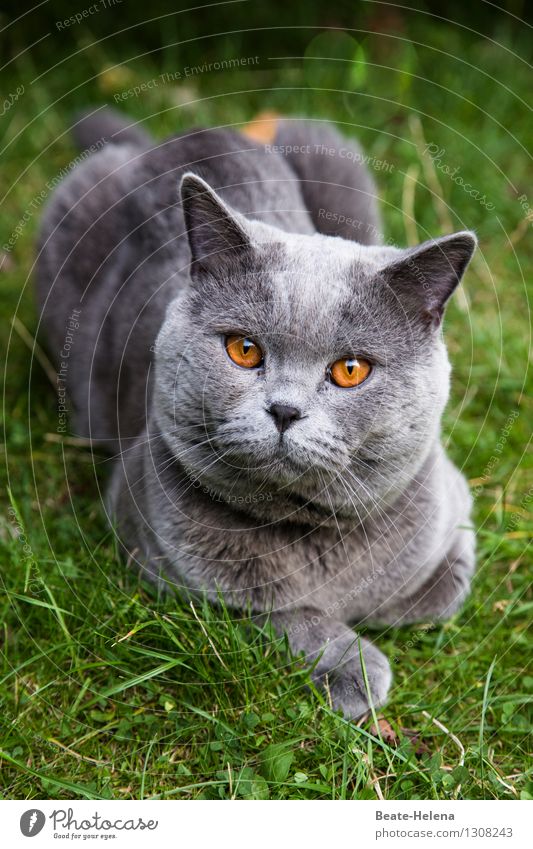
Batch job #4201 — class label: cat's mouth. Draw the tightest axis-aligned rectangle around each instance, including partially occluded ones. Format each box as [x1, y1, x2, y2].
[279, 451, 319, 475]
[221, 436, 331, 472]
[207, 422, 347, 495]
[183, 433, 372, 523]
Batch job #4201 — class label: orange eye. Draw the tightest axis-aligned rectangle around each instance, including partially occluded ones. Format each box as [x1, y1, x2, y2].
[225, 335, 263, 369]
[329, 357, 371, 388]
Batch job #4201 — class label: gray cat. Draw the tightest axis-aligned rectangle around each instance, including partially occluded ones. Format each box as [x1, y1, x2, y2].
[36, 109, 476, 718]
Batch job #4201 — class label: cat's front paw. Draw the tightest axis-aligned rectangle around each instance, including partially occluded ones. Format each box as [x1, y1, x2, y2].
[317, 638, 392, 720]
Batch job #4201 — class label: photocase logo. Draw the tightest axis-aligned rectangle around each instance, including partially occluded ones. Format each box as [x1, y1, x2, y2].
[20, 809, 46, 837]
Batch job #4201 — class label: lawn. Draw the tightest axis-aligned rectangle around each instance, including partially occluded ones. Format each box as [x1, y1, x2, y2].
[0, 8, 531, 799]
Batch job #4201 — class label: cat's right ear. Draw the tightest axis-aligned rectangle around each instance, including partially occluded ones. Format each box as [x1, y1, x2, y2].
[180, 173, 254, 276]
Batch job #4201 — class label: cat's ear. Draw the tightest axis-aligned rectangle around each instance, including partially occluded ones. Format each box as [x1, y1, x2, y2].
[383, 231, 477, 327]
[180, 173, 254, 275]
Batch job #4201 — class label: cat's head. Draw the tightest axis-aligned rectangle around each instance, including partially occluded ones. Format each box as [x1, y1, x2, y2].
[153, 173, 476, 525]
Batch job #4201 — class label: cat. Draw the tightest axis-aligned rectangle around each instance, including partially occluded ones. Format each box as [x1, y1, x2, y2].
[36, 108, 476, 718]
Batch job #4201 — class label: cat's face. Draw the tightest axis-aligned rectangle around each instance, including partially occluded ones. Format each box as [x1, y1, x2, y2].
[154, 175, 476, 525]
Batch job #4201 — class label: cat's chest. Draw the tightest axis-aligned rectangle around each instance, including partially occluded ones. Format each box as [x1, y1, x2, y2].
[176, 509, 424, 617]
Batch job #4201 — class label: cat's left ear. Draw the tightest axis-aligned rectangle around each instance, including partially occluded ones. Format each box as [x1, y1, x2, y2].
[180, 172, 255, 276]
[383, 231, 477, 327]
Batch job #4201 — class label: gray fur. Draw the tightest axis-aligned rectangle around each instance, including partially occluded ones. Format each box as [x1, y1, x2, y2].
[271, 118, 381, 243]
[36, 112, 476, 718]
[71, 106, 153, 150]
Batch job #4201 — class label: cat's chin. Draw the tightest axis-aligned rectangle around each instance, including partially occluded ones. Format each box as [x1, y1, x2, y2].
[182, 460, 380, 529]
[208, 483, 368, 529]
[218, 435, 344, 482]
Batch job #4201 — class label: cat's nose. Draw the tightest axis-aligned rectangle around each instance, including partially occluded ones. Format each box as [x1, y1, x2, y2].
[267, 403, 302, 434]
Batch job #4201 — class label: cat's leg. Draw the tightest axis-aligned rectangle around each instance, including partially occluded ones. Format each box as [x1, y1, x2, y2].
[366, 528, 475, 627]
[271, 119, 382, 244]
[267, 607, 392, 719]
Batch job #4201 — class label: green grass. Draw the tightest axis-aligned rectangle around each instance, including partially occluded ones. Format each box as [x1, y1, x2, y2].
[1, 13, 532, 800]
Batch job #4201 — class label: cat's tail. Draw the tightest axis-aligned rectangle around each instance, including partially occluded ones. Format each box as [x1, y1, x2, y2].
[71, 107, 153, 151]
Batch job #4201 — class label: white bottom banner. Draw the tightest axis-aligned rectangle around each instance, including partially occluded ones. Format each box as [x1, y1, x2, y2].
[1, 799, 530, 848]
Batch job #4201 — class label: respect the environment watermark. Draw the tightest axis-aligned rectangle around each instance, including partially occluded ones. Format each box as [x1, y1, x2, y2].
[114, 56, 261, 101]
[2, 139, 106, 255]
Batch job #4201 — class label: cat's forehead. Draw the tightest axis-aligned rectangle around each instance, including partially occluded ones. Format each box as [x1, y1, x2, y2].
[247, 234, 395, 352]
[281, 230, 377, 270]
[268, 231, 396, 289]
[183, 230, 407, 353]
[263, 233, 383, 315]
